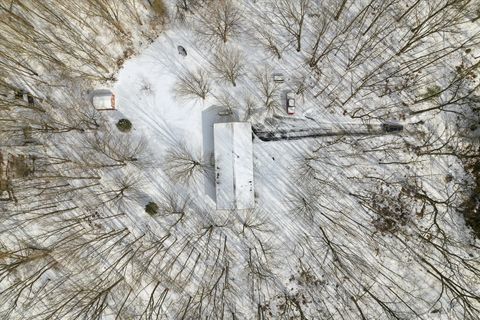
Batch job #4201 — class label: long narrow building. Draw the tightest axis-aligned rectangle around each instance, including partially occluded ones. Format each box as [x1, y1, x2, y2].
[214, 122, 254, 210]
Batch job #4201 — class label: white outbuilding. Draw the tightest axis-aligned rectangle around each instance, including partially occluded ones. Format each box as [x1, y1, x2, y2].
[214, 122, 254, 210]
[91, 89, 116, 110]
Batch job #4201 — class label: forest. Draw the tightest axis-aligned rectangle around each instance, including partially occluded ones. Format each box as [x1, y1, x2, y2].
[0, 0, 479, 319]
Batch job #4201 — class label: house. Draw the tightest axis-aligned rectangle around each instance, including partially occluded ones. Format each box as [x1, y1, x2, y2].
[214, 122, 254, 210]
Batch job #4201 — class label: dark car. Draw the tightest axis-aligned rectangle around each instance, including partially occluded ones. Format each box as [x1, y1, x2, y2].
[178, 46, 187, 57]
[382, 122, 403, 133]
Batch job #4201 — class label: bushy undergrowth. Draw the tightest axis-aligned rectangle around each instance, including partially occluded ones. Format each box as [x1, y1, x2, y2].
[145, 201, 159, 215]
[116, 119, 132, 132]
[462, 159, 480, 238]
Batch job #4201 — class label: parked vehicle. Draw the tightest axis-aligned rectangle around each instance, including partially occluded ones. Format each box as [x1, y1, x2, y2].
[272, 73, 285, 83]
[178, 45, 187, 57]
[286, 92, 295, 115]
[382, 122, 403, 133]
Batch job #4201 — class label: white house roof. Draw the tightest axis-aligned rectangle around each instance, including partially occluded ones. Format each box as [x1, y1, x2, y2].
[214, 122, 254, 210]
[92, 90, 115, 110]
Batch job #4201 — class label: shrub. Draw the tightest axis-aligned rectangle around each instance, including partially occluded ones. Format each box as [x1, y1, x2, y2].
[174, 69, 211, 101]
[116, 119, 132, 132]
[145, 201, 159, 215]
[461, 159, 480, 238]
[370, 187, 412, 234]
[422, 85, 442, 101]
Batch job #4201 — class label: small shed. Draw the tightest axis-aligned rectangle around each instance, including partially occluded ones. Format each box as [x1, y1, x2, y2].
[92, 89, 116, 110]
[214, 122, 254, 210]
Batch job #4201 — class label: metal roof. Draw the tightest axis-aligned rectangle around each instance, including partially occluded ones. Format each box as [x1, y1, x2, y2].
[214, 122, 254, 210]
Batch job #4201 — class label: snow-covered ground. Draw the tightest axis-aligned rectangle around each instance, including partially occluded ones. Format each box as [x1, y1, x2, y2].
[1, 0, 480, 319]
[105, 9, 480, 316]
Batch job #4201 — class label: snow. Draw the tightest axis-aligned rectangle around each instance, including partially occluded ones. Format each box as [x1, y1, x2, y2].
[105, 18, 480, 318]
[214, 122, 254, 210]
[2, 0, 480, 319]
[113, 30, 205, 151]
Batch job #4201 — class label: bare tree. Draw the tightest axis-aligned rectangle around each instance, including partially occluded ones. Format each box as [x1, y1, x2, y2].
[174, 68, 212, 101]
[154, 187, 191, 227]
[173, 0, 196, 22]
[334, 0, 349, 21]
[164, 142, 209, 185]
[2, 0, 480, 319]
[215, 91, 238, 114]
[82, 130, 149, 168]
[254, 68, 280, 115]
[291, 73, 310, 102]
[241, 93, 257, 121]
[252, 21, 284, 59]
[212, 46, 245, 86]
[0, 243, 57, 317]
[138, 282, 169, 319]
[96, 173, 144, 207]
[412, 62, 480, 116]
[396, 0, 473, 55]
[174, 0, 205, 19]
[195, 0, 243, 43]
[271, 0, 310, 52]
[306, 10, 338, 69]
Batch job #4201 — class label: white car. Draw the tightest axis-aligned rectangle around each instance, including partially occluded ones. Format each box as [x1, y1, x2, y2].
[286, 92, 295, 115]
[272, 73, 285, 83]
